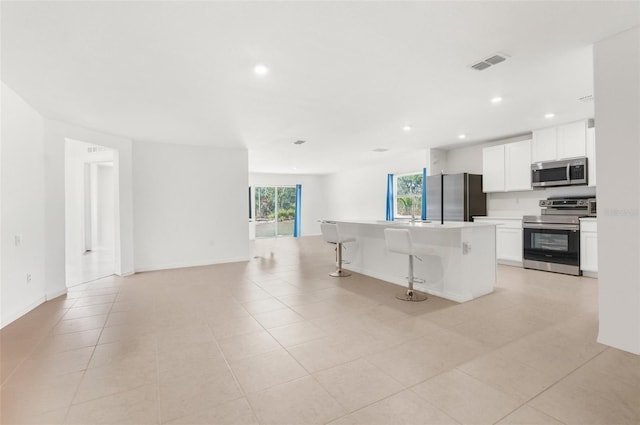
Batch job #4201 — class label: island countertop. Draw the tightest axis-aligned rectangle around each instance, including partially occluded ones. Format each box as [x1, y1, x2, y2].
[324, 219, 497, 229]
[321, 219, 497, 302]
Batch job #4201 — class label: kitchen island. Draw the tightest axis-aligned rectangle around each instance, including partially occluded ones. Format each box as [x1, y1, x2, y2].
[326, 220, 497, 302]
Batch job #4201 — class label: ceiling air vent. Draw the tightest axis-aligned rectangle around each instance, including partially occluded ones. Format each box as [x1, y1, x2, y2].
[471, 53, 509, 71]
[578, 94, 594, 102]
[484, 55, 506, 65]
[471, 62, 491, 71]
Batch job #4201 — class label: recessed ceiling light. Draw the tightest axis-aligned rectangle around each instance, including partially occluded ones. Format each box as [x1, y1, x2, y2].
[293, 140, 306, 145]
[402, 125, 412, 132]
[545, 113, 555, 119]
[253, 63, 269, 75]
[491, 96, 503, 104]
[458, 134, 467, 140]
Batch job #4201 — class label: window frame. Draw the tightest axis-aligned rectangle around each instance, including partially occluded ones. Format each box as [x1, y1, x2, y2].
[394, 172, 424, 219]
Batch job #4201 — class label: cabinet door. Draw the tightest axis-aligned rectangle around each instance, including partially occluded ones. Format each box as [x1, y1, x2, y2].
[580, 232, 598, 272]
[557, 120, 587, 159]
[482, 145, 505, 192]
[505, 139, 532, 191]
[586, 127, 596, 187]
[496, 227, 523, 263]
[532, 127, 557, 162]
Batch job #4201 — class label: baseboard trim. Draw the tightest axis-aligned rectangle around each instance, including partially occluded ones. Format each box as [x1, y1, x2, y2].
[1, 295, 46, 329]
[135, 256, 250, 273]
[343, 265, 476, 303]
[46, 287, 67, 300]
[497, 259, 523, 267]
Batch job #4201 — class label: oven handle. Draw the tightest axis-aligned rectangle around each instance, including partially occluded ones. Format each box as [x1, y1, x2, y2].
[523, 222, 580, 231]
[566, 163, 571, 182]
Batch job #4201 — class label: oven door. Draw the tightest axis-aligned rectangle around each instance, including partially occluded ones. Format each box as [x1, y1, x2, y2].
[523, 222, 580, 273]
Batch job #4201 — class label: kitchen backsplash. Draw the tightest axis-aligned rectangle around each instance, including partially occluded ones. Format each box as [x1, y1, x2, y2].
[487, 186, 597, 217]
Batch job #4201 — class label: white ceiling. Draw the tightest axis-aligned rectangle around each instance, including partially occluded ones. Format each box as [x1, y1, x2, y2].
[2, 1, 638, 174]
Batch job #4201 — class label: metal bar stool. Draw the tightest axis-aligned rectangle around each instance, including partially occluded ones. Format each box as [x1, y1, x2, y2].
[321, 222, 355, 277]
[384, 228, 432, 302]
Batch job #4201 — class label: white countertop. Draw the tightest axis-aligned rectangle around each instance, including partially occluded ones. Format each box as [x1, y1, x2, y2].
[325, 219, 496, 229]
[473, 216, 524, 221]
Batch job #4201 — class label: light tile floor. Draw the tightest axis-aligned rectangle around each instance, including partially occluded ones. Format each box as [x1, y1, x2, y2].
[2, 236, 639, 424]
[66, 248, 115, 288]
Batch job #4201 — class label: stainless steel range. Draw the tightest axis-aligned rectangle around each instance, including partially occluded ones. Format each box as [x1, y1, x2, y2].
[523, 197, 596, 276]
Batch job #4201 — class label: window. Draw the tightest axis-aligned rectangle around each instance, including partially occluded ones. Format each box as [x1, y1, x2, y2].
[254, 186, 296, 238]
[395, 173, 423, 218]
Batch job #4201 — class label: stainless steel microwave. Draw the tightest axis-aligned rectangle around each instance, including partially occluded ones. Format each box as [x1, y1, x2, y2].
[531, 157, 588, 188]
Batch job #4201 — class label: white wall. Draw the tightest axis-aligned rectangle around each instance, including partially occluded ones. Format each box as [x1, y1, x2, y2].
[594, 26, 640, 354]
[249, 173, 327, 237]
[133, 141, 249, 271]
[97, 163, 115, 249]
[1, 83, 46, 327]
[324, 150, 427, 221]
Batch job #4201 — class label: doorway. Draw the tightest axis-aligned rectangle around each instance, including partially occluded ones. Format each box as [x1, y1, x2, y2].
[254, 186, 296, 238]
[65, 140, 117, 287]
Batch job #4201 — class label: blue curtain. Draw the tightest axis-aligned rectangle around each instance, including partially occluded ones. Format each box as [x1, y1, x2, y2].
[385, 174, 394, 221]
[421, 168, 427, 220]
[293, 184, 302, 237]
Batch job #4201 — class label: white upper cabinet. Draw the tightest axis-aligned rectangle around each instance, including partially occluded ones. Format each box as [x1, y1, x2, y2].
[531, 127, 557, 162]
[532, 120, 588, 163]
[482, 140, 531, 193]
[586, 126, 596, 187]
[505, 139, 532, 191]
[482, 144, 505, 192]
[557, 120, 587, 159]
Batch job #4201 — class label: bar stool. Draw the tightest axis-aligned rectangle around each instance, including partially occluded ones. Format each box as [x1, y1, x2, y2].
[384, 228, 433, 302]
[321, 222, 355, 277]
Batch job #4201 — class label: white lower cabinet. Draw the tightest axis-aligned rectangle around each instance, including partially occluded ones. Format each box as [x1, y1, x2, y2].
[473, 217, 523, 265]
[580, 218, 598, 275]
[497, 226, 523, 264]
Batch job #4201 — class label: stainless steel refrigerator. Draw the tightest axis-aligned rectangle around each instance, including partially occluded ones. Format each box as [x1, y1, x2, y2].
[426, 173, 486, 222]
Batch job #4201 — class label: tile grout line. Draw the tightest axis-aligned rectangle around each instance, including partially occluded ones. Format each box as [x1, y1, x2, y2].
[62, 284, 120, 424]
[201, 307, 261, 425]
[481, 346, 612, 425]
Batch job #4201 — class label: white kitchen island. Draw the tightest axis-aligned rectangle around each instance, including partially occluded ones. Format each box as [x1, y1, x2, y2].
[327, 220, 497, 303]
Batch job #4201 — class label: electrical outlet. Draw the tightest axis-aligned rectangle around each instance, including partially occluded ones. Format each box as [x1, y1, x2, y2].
[26, 273, 32, 283]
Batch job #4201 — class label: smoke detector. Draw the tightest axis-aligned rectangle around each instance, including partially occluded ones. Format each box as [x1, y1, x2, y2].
[471, 53, 509, 71]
